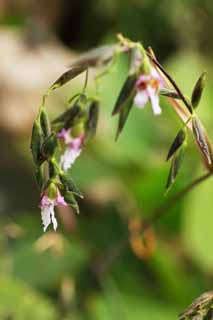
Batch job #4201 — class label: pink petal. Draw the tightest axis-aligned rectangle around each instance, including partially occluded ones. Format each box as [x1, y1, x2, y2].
[55, 191, 68, 206]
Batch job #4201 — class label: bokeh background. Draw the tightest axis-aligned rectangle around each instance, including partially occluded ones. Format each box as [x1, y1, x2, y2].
[1, 0, 213, 319]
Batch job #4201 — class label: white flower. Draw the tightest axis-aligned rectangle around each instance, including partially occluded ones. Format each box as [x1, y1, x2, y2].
[57, 129, 84, 171]
[134, 68, 164, 115]
[39, 190, 67, 232]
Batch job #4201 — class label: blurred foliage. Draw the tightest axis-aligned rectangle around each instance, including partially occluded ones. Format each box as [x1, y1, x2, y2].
[1, 0, 213, 319]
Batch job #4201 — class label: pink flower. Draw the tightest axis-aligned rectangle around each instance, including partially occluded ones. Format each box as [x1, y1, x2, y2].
[57, 129, 84, 171]
[39, 189, 67, 232]
[134, 68, 164, 115]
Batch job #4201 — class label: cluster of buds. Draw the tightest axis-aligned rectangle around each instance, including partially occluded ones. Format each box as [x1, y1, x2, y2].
[31, 34, 212, 231]
[31, 85, 99, 231]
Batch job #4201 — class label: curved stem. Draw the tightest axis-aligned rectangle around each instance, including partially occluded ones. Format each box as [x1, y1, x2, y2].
[94, 172, 212, 276]
[142, 171, 212, 232]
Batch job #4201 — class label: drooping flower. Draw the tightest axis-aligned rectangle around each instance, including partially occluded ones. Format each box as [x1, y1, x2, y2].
[57, 128, 84, 171]
[39, 189, 67, 232]
[134, 68, 164, 115]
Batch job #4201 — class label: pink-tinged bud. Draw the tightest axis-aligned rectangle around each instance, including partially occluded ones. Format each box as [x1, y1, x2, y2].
[57, 128, 84, 171]
[134, 68, 164, 115]
[39, 189, 67, 232]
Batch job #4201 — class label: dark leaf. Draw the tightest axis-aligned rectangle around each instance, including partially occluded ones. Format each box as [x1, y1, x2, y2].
[166, 147, 185, 191]
[85, 100, 100, 138]
[35, 166, 43, 189]
[112, 74, 137, 116]
[41, 133, 57, 158]
[192, 117, 212, 165]
[60, 173, 83, 199]
[166, 129, 186, 161]
[160, 88, 180, 99]
[30, 120, 43, 165]
[40, 108, 50, 138]
[51, 64, 88, 89]
[191, 72, 206, 109]
[115, 96, 134, 141]
[64, 191, 80, 214]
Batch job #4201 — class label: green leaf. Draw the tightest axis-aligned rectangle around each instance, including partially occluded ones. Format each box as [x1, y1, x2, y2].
[41, 133, 57, 158]
[51, 64, 88, 89]
[115, 96, 134, 140]
[191, 72, 206, 109]
[60, 172, 83, 199]
[35, 165, 44, 189]
[166, 147, 185, 191]
[40, 108, 50, 138]
[192, 117, 212, 166]
[166, 129, 186, 161]
[85, 100, 100, 139]
[63, 191, 80, 213]
[112, 74, 136, 116]
[30, 120, 43, 165]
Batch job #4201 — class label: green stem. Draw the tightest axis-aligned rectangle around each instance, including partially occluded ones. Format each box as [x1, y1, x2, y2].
[142, 171, 212, 232]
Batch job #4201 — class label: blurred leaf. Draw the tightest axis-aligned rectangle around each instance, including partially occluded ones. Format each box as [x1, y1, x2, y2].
[0, 275, 57, 319]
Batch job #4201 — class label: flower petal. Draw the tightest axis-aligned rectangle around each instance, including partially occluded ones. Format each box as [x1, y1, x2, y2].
[147, 86, 162, 115]
[134, 91, 149, 109]
[41, 204, 54, 232]
[60, 147, 82, 171]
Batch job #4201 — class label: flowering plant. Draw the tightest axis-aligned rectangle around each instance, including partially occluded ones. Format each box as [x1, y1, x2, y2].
[30, 34, 212, 232]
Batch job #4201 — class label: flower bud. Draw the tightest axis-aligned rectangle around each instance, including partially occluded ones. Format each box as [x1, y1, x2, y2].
[41, 133, 57, 158]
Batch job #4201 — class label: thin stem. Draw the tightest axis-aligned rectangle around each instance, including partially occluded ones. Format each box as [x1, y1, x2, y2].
[147, 52, 193, 113]
[94, 171, 212, 276]
[142, 171, 212, 232]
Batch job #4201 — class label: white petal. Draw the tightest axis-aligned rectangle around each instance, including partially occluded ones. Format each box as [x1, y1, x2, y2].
[147, 86, 162, 115]
[134, 91, 149, 109]
[50, 207, 58, 231]
[41, 205, 53, 232]
[60, 148, 81, 171]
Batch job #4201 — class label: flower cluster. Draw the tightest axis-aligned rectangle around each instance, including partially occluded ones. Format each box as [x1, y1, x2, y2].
[31, 35, 209, 231]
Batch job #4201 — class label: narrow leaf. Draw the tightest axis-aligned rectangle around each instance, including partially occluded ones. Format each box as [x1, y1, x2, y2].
[166, 147, 185, 191]
[41, 133, 57, 158]
[112, 74, 137, 116]
[191, 72, 206, 108]
[51, 64, 88, 89]
[115, 96, 134, 141]
[85, 100, 100, 138]
[40, 109, 50, 138]
[192, 117, 212, 165]
[166, 129, 186, 161]
[59, 173, 83, 198]
[35, 166, 44, 189]
[30, 120, 43, 165]
[64, 191, 80, 214]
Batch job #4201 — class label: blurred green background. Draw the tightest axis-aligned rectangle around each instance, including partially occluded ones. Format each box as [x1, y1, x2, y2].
[0, 0, 213, 319]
